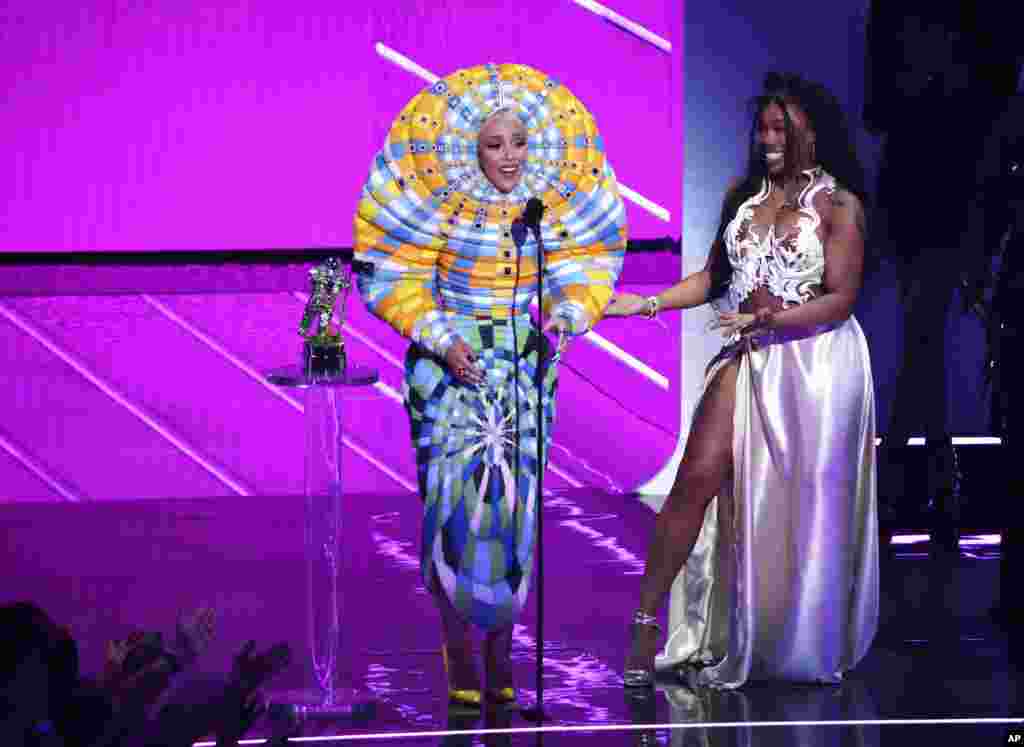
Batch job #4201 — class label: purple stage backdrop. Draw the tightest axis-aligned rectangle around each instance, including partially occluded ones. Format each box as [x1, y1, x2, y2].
[1, 1, 681, 251]
[0, 1, 684, 504]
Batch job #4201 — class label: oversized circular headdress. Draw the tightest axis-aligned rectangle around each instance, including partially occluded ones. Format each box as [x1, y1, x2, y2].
[356, 62, 624, 248]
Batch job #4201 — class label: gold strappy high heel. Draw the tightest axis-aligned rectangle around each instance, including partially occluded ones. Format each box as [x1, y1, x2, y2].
[487, 687, 517, 706]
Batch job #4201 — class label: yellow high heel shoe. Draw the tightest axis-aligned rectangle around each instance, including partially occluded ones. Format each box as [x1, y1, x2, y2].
[486, 687, 517, 705]
[442, 644, 481, 708]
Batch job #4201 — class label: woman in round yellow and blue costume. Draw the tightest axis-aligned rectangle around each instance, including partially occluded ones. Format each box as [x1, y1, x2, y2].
[353, 63, 627, 705]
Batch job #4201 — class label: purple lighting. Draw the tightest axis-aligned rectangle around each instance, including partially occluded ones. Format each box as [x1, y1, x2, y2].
[890, 534, 1002, 547]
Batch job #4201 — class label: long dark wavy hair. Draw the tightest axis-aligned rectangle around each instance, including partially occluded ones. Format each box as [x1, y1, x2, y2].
[708, 72, 868, 298]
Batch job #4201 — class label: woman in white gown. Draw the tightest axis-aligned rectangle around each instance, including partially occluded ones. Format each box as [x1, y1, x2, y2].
[606, 72, 878, 688]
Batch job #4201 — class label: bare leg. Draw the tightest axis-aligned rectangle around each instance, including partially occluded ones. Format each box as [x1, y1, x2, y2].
[626, 359, 739, 676]
[432, 565, 479, 693]
[483, 624, 514, 699]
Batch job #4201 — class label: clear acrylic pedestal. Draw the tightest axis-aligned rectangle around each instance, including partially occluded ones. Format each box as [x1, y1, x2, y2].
[265, 364, 379, 721]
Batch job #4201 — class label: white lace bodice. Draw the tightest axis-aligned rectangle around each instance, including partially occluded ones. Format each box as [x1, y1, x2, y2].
[719, 168, 836, 310]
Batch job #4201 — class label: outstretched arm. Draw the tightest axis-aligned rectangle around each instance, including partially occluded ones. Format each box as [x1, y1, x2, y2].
[604, 181, 739, 318]
[611, 252, 717, 317]
[653, 257, 715, 312]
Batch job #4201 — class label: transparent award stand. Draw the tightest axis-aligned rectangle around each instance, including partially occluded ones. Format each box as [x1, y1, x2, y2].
[265, 364, 379, 721]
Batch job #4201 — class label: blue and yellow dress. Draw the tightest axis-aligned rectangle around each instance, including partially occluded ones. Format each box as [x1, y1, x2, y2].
[353, 63, 626, 631]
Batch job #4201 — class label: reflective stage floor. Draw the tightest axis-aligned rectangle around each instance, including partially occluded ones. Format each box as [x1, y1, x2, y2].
[1, 491, 1021, 746]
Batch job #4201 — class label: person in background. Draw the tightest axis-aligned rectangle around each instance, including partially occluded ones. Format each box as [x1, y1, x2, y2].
[863, 1, 1020, 550]
[961, 60, 1024, 655]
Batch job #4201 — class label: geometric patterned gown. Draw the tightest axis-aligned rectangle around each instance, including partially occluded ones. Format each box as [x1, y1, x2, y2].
[353, 63, 627, 631]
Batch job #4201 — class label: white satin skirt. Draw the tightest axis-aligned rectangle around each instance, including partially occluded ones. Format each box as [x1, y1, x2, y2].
[656, 316, 879, 688]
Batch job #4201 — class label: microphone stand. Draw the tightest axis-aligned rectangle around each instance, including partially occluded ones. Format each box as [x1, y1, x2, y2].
[530, 219, 547, 725]
[513, 203, 551, 728]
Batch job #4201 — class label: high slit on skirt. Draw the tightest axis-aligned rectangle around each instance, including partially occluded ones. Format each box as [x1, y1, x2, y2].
[656, 316, 879, 687]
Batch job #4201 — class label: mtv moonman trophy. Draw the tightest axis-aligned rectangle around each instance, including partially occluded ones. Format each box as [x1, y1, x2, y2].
[264, 256, 378, 723]
[299, 257, 350, 380]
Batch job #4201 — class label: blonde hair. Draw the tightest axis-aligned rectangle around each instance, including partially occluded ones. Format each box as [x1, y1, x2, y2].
[482, 106, 516, 124]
